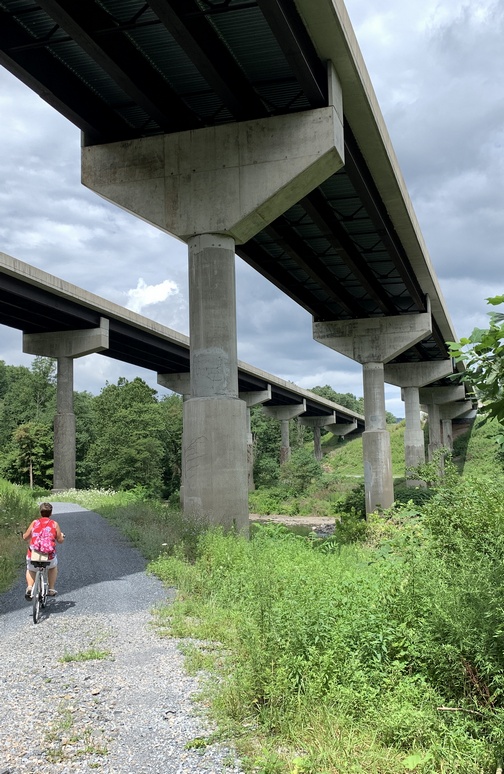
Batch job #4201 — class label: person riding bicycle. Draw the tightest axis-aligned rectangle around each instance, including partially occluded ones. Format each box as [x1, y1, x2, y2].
[23, 502, 65, 600]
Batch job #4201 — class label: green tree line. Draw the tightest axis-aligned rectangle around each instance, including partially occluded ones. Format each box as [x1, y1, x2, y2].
[0, 357, 183, 497]
[0, 359, 397, 496]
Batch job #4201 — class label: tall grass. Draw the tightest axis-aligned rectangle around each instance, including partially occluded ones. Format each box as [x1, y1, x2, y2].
[0, 479, 39, 592]
[149, 482, 504, 773]
[51, 488, 204, 560]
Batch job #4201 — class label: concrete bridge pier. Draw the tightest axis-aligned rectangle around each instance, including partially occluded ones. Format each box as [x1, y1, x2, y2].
[384, 361, 453, 485]
[82, 64, 345, 532]
[419, 385, 466, 460]
[314, 307, 432, 514]
[182, 234, 249, 532]
[299, 413, 336, 461]
[239, 387, 272, 490]
[23, 319, 109, 491]
[263, 402, 306, 464]
[439, 401, 473, 451]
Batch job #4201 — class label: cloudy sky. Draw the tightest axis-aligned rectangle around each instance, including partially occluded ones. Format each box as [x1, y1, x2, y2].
[0, 0, 503, 417]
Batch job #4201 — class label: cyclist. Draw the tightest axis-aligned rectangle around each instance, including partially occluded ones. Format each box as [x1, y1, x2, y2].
[22, 502, 65, 600]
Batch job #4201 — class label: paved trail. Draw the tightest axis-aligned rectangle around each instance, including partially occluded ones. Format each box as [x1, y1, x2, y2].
[0, 502, 243, 773]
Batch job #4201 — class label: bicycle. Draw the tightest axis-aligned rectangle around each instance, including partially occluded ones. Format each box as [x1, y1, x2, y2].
[30, 551, 50, 624]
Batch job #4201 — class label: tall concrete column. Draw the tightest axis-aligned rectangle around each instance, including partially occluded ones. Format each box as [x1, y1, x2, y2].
[361, 362, 393, 511]
[439, 401, 474, 452]
[385, 361, 453, 485]
[83, 66, 345, 533]
[425, 402, 442, 459]
[280, 420, 291, 463]
[54, 356, 76, 492]
[314, 305, 432, 514]
[263, 402, 306, 465]
[441, 419, 453, 450]
[23, 318, 109, 491]
[299, 413, 336, 460]
[182, 234, 248, 531]
[239, 387, 272, 490]
[402, 386, 424, 473]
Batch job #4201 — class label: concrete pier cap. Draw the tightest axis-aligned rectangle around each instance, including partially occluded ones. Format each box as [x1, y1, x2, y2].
[23, 317, 110, 359]
[157, 372, 191, 397]
[327, 420, 358, 436]
[82, 107, 345, 245]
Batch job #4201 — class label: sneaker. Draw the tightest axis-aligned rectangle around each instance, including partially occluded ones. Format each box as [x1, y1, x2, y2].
[25, 586, 33, 600]
[48, 589, 58, 597]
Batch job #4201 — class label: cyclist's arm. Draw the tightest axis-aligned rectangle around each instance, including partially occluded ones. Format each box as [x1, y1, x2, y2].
[22, 521, 34, 541]
[55, 522, 65, 543]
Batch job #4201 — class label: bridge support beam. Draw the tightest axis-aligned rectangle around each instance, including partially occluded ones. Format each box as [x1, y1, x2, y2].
[385, 361, 453, 485]
[239, 388, 272, 490]
[262, 402, 306, 464]
[299, 413, 336, 461]
[82, 69, 345, 533]
[327, 419, 358, 437]
[439, 401, 474, 451]
[314, 307, 432, 514]
[419, 386, 466, 460]
[23, 319, 109, 491]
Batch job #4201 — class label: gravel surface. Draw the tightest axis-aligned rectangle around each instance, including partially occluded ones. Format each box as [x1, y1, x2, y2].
[0, 502, 244, 773]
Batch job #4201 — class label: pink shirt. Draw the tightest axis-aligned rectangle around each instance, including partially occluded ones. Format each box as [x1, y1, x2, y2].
[27, 517, 57, 560]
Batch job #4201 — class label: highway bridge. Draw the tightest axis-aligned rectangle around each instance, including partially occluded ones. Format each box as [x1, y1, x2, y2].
[0, 250, 364, 486]
[0, 0, 466, 527]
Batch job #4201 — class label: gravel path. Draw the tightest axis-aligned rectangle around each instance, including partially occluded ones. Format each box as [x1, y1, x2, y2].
[0, 503, 244, 774]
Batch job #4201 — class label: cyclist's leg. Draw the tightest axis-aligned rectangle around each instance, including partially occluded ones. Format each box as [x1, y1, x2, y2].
[25, 565, 36, 600]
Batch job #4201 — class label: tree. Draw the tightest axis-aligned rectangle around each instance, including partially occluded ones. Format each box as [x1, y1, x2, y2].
[250, 405, 281, 486]
[158, 393, 183, 496]
[85, 377, 164, 495]
[0, 359, 56, 483]
[74, 390, 97, 488]
[448, 294, 504, 439]
[10, 422, 53, 488]
[311, 385, 363, 413]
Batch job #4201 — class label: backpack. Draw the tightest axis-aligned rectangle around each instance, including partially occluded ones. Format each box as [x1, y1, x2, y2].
[30, 518, 56, 555]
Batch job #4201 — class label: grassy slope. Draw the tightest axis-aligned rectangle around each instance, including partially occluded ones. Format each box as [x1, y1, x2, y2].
[320, 421, 406, 478]
[319, 417, 504, 481]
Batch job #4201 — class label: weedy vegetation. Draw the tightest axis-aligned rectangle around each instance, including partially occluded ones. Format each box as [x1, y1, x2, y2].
[4, 419, 504, 772]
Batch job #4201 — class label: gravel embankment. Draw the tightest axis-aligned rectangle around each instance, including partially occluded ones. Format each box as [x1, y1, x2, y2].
[0, 503, 244, 774]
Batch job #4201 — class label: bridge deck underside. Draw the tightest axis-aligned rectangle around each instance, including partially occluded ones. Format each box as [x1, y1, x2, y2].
[0, 0, 449, 365]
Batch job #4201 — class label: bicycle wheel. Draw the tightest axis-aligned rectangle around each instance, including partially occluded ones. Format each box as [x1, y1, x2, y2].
[41, 570, 48, 608]
[32, 571, 41, 624]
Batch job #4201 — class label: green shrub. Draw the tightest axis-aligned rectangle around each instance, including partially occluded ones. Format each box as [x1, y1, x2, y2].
[393, 483, 435, 509]
[278, 447, 323, 495]
[340, 481, 366, 519]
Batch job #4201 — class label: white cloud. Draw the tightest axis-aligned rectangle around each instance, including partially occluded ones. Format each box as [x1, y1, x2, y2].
[125, 278, 180, 314]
